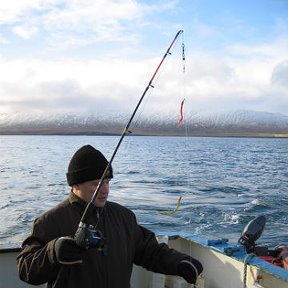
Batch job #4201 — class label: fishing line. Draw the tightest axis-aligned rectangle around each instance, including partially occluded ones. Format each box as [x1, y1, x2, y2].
[179, 35, 196, 264]
[161, 33, 187, 216]
[132, 31, 184, 134]
[182, 32, 186, 73]
[74, 30, 184, 247]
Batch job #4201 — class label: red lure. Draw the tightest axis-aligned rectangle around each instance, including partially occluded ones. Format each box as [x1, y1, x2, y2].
[178, 99, 185, 126]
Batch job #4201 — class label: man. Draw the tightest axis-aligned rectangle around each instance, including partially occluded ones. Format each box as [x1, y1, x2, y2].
[17, 144, 203, 288]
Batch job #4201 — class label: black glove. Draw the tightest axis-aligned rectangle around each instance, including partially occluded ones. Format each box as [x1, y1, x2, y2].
[178, 258, 203, 284]
[54, 236, 85, 265]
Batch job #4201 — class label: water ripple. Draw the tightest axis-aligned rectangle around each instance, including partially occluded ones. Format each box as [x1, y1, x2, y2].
[0, 135, 287, 248]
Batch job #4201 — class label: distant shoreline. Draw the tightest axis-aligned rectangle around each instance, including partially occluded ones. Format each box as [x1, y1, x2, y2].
[0, 130, 288, 138]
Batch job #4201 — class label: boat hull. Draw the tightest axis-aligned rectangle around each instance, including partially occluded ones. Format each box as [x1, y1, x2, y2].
[1, 233, 287, 288]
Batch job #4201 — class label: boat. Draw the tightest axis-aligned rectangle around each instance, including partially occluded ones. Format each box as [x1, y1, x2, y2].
[1, 216, 287, 288]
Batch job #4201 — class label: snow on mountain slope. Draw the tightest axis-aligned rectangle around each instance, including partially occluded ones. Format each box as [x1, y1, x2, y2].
[0, 110, 287, 135]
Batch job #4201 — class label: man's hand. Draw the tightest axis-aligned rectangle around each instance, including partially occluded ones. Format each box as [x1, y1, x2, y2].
[54, 236, 85, 265]
[277, 246, 288, 270]
[178, 258, 203, 284]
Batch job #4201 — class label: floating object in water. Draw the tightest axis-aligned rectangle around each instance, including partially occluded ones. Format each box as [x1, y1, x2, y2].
[162, 196, 182, 215]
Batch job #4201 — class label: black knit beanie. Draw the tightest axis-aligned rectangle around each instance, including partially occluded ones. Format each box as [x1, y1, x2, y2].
[66, 145, 113, 186]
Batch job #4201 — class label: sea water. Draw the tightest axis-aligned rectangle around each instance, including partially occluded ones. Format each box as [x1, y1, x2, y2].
[0, 135, 287, 248]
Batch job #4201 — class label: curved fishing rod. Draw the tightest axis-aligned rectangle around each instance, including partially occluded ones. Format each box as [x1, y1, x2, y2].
[75, 30, 184, 249]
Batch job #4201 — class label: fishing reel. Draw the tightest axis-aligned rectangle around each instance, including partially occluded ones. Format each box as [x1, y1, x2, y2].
[74, 221, 105, 250]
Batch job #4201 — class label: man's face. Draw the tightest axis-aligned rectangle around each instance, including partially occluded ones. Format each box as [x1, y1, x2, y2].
[74, 178, 111, 206]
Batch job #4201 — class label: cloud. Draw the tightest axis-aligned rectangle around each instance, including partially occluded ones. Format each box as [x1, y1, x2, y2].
[1, 33, 288, 117]
[0, 33, 7, 44]
[0, 0, 36, 24]
[271, 60, 288, 87]
[0, 0, 158, 47]
[12, 25, 38, 39]
[0, 0, 180, 56]
[0, 56, 152, 114]
[0, 1, 287, 117]
[41, 1, 145, 33]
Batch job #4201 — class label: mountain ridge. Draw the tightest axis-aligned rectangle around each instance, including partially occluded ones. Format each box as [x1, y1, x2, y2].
[0, 110, 287, 137]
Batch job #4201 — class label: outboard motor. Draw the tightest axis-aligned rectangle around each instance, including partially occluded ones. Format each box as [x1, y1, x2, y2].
[238, 215, 266, 254]
[238, 215, 288, 269]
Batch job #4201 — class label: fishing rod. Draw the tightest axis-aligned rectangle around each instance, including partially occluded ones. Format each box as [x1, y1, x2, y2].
[75, 30, 184, 249]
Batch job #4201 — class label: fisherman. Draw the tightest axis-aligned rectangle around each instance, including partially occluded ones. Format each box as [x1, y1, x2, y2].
[17, 144, 203, 288]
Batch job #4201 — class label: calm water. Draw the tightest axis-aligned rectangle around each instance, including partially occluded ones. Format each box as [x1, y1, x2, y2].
[0, 135, 287, 248]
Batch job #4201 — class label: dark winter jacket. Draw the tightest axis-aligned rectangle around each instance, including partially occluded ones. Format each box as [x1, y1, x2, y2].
[17, 192, 192, 288]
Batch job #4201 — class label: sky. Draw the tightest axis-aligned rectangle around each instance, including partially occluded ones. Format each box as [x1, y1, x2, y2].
[0, 0, 287, 119]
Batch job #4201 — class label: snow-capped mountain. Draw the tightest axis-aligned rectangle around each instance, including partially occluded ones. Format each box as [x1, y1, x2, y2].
[0, 110, 287, 136]
[187, 110, 288, 130]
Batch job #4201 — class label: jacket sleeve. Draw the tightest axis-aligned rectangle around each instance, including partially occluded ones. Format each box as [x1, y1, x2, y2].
[16, 217, 61, 285]
[133, 223, 191, 275]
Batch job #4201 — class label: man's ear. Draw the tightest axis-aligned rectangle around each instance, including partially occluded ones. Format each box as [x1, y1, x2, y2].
[72, 184, 80, 192]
